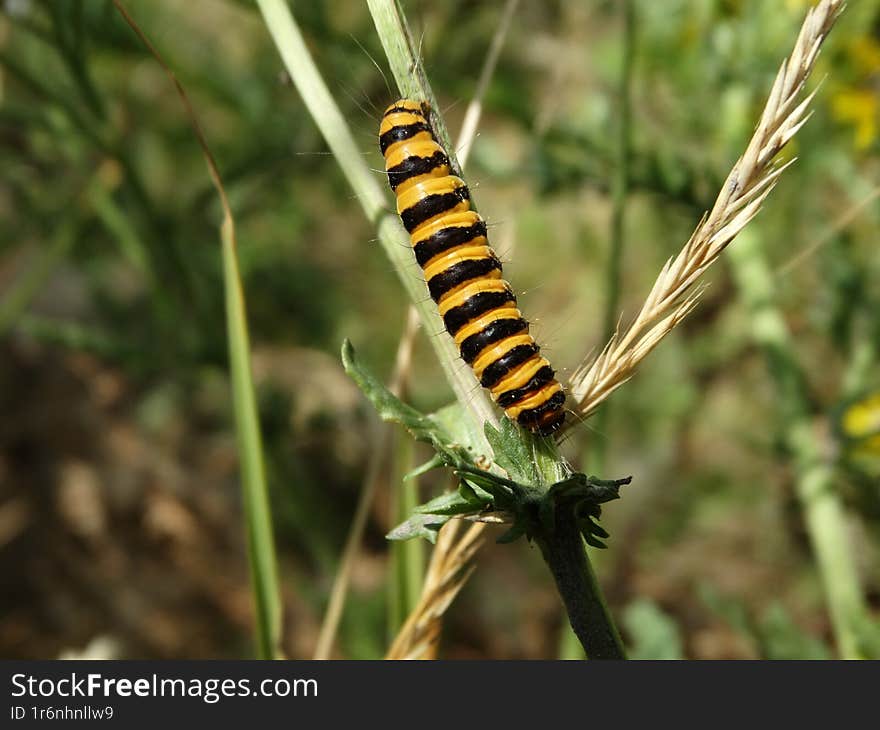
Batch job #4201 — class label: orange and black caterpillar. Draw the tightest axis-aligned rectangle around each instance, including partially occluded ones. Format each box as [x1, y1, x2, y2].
[379, 99, 565, 437]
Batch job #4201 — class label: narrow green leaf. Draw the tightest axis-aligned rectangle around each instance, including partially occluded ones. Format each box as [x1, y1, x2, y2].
[404, 454, 445, 481]
[458, 479, 494, 506]
[386, 513, 447, 543]
[222, 219, 282, 659]
[111, 0, 284, 661]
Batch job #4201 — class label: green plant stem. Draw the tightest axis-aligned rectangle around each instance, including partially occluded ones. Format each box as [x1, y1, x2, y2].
[585, 0, 635, 490]
[728, 229, 869, 659]
[255, 0, 624, 659]
[789, 422, 868, 658]
[388, 432, 423, 637]
[366, 0, 626, 659]
[536, 506, 627, 660]
[222, 217, 282, 659]
[254, 0, 497, 447]
[562, 0, 635, 661]
[603, 0, 635, 345]
[583, 0, 635, 482]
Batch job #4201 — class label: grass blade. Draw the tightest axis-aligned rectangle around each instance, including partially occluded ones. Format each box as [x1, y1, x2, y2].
[112, 0, 282, 659]
[221, 218, 282, 659]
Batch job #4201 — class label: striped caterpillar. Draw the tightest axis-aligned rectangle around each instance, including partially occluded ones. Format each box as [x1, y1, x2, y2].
[379, 99, 565, 437]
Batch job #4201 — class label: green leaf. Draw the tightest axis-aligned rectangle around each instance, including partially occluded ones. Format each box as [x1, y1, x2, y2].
[414, 489, 487, 516]
[582, 531, 608, 549]
[386, 512, 446, 543]
[342, 339, 473, 469]
[434, 402, 490, 456]
[546, 474, 630, 504]
[583, 475, 630, 503]
[623, 599, 684, 660]
[458, 479, 495, 506]
[456, 466, 523, 505]
[484, 419, 539, 483]
[223, 221, 282, 659]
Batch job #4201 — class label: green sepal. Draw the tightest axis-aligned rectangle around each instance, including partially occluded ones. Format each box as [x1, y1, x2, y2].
[458, 478, 495, 506]
[455, 466, 522, 504]
[484, 419, 539, 484]
[582, 530, 608, 549]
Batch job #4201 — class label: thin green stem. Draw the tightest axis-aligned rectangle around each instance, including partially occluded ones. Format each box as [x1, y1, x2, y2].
[388, 433, 423, 637]
[222, 218, 282, 659]
[583, 0, 635, 473]
[255, 0, 625, 660]
[254, 0, 496, 449]
[366, 0, 626, 659]
[728, 229, 870, 659]
[603, 0, 635, 344]
[563, 0, 635, 660]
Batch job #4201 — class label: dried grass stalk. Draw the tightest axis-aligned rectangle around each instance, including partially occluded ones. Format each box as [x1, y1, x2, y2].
[569, 0, 844, 419]
[386, 520, 486, 660]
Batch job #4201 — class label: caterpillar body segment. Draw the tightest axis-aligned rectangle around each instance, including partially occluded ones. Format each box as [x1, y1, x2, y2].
[379, 99, 566, 437]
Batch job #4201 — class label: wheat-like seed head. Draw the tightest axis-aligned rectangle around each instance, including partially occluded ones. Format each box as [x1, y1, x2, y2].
[569, 0, 844, 420]
[386, 520, 486, 660]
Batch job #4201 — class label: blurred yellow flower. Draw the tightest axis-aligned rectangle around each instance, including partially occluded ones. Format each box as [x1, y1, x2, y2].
[832, 90, 878, 149]
[849, 36, 880, 72]
[830, 36, 880, 149]
[842, 392, 880, 440]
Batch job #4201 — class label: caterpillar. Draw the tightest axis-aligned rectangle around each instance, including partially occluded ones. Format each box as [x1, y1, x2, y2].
[379, 99, 565, 437]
